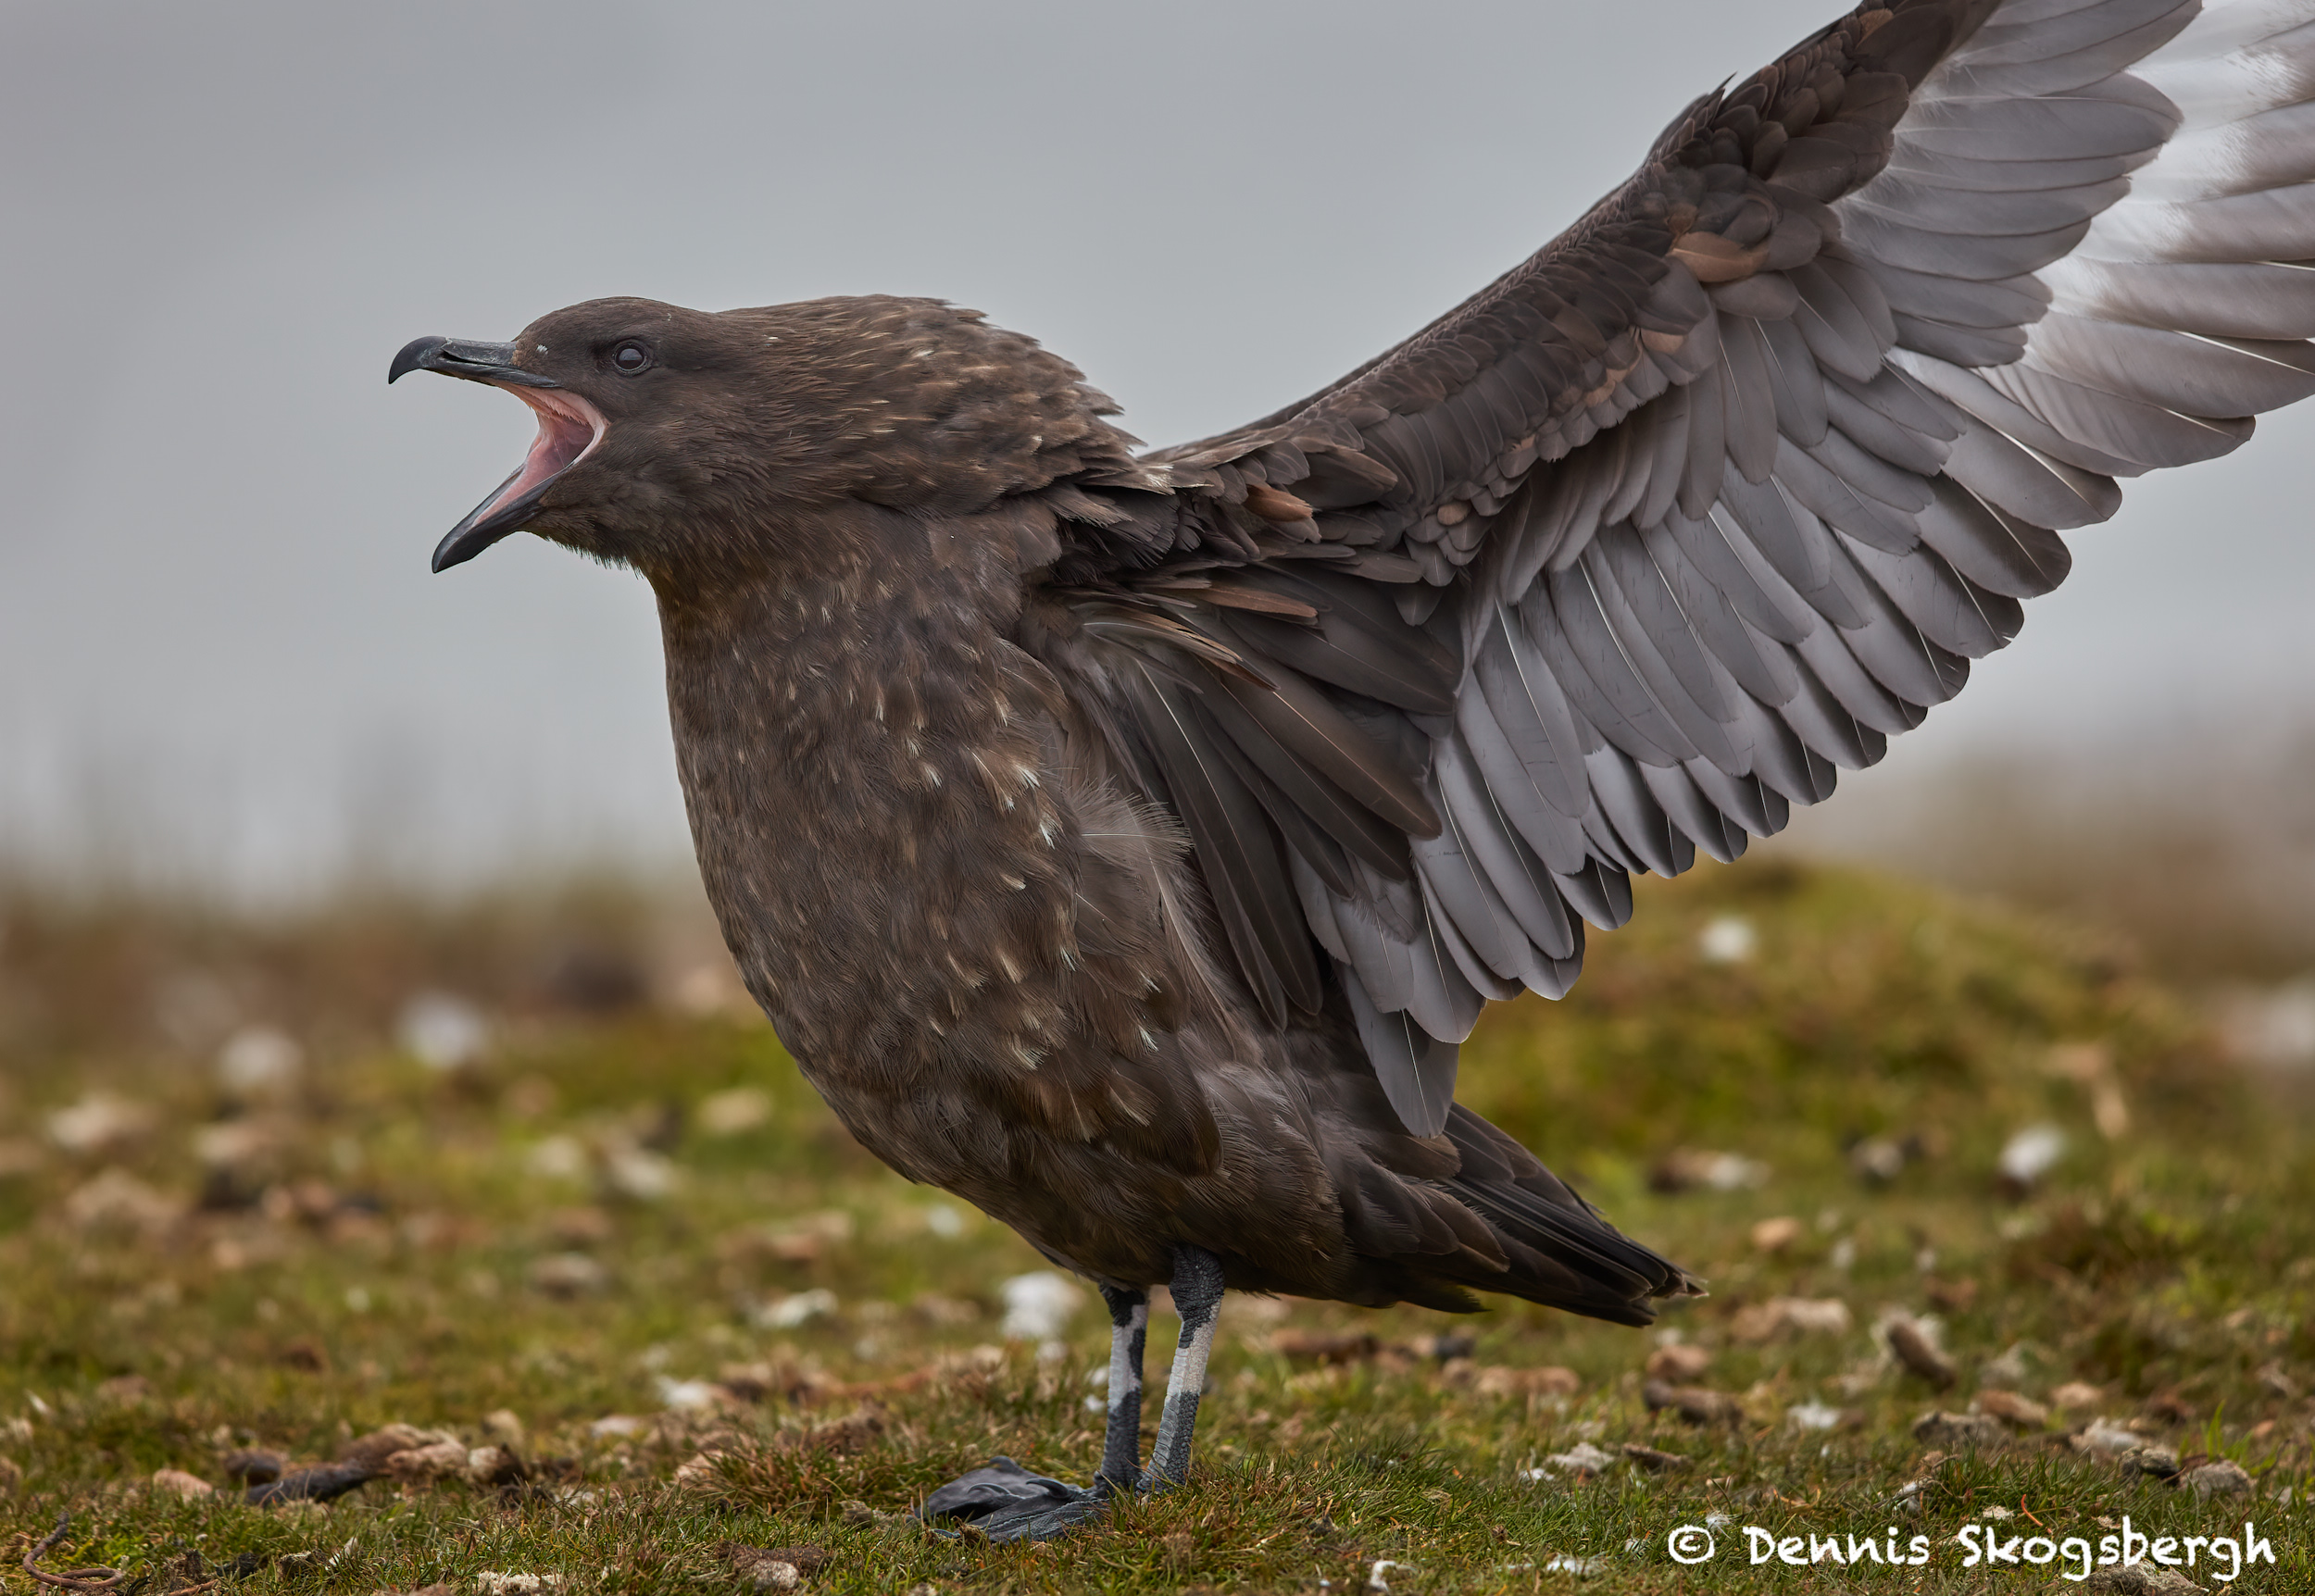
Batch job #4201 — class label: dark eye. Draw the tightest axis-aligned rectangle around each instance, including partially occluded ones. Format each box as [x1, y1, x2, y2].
[610, 341, 654, 374]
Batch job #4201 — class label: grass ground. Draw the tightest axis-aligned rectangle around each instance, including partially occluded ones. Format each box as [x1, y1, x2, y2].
[0, 861, 2309, 1592]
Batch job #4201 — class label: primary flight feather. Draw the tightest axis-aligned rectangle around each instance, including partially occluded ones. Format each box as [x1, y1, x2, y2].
[393, 0, 2315, 1536]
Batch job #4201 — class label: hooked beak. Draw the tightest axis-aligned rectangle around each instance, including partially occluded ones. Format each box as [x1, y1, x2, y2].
[388, 336, 607, 571]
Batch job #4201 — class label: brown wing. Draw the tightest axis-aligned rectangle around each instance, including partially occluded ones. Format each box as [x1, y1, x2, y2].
[1030, 0, 2315, 1135]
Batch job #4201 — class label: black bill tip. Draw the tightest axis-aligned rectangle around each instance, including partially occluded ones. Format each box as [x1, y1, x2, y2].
[432, 511, 519, 573]
[388, 334, 448, 384]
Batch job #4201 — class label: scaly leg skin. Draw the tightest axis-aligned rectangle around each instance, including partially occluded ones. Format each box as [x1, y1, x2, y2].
[914, 1283, 1152, 1540]
[919, 1253, 1225, 1541]
[1145, 1245, 1225, 1488]
[1095, 1284, 1150, 1493]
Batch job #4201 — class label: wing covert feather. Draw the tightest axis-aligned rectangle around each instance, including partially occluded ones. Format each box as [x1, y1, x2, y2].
[1020, 0, 2315, 1136]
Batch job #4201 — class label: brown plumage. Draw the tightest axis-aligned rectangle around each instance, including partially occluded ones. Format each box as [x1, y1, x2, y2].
[394, 0, 2315, 1532]
[404, 289, 1684, 1322]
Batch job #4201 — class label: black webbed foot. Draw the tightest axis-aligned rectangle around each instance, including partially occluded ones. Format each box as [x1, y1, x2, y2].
[917, 1249, 1225, 1543]
[917, 1456, 1108, 1541]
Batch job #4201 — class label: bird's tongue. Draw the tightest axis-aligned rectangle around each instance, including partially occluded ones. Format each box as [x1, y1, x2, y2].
[477, 387, 606, 522]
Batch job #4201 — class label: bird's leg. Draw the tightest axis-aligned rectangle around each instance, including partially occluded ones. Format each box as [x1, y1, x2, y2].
[915, 1258, 1215, 1539]
[1144, 1243, 1226, 1490]
[1095, 1284, 1149, 1494]
[913, 1280, 1152, 1541]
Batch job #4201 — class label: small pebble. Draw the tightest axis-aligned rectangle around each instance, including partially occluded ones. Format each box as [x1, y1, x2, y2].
[1537, 1441, 1619, 1475]
[2180, 1459, 2251, 1500]
[1997, 1124, 2067, 1187]
[1911, 1410, 2007, 1450]
[1883, 1316, 1957, 1390]
[1976, 1343, 2032, 1389]
[2084, 1565, 2205, 1593]
[1643, 1380, 1743, 1426]
[245, 1463, 373, 1506]
[1847, 1136, 1907, 1182]
[528, 1253, 609, 1298]
[673, 1452, 731, 1492]
[2125, 1444, 2181, 1481]
[1620, 1443, 1689, 1472]
[341, 1425, 437, 1469]
[717, 1543, 829, 1591]
[383, 1440, 469, 1482]
[1647, 1149, 1768, 1193]
[466, 1445, 525, 1485]
[1731, 1296, 1850, 1341]
[473, 1576, 562, 1596]
[220, 1448, 284, 1484]
[2072, 1420, 2146, 1456]
[1644, 1344, 1711, 1382]
[1749, 1216, 1804, 1252]
[1971, 1390, 2050, 1429]
[997, 1272, 1083, 1340]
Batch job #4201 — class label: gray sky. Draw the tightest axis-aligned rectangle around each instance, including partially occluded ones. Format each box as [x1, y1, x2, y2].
[9, 0, 2315, 897]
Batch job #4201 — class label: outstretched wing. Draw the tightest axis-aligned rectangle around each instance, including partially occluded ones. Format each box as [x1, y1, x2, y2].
[1032, 0, 2315, 1135]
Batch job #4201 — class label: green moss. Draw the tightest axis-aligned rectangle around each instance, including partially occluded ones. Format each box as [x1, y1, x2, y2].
[0, 862, 2307, 1591]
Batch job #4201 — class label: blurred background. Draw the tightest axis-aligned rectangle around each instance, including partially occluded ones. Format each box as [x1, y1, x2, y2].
[6, 0, 2314, 1055]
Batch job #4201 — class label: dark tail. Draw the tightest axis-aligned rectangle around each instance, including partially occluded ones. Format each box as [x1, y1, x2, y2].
[1438, 1104, 1705, 1327]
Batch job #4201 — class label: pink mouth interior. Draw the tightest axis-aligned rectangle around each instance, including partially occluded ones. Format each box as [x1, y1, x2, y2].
[477, 388, 607, 521]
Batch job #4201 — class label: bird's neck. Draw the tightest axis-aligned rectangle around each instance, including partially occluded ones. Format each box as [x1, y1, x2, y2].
[651, 512, 1072, 1074]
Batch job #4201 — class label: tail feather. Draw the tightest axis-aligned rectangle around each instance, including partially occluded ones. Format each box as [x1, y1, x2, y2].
[1435, 1103, 1705, 1324]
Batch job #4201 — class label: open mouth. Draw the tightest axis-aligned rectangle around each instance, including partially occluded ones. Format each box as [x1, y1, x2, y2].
[427, 382, 609, 572]
[470, 386, 607, 529]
